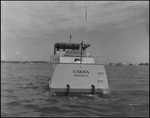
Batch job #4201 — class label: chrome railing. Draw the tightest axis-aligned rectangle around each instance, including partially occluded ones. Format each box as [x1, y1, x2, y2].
[50, 53, 102, 64]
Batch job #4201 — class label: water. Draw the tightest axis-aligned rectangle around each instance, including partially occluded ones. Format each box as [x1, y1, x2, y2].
[1, 63, 149, 117]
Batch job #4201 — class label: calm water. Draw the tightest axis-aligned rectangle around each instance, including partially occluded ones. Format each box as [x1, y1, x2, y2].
[1, 63, 149, 117]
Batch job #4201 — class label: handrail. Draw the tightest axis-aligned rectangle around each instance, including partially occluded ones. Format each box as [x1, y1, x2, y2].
[50, 53, 102, 64]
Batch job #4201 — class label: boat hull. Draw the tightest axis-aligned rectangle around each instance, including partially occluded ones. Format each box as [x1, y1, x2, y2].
[49, 63, 109, 96]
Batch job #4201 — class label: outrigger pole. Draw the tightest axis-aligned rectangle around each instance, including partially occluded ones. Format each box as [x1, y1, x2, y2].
[85, 1, 87, 44]
[80, 41, 83, 64]
[80, 2, 87, 63]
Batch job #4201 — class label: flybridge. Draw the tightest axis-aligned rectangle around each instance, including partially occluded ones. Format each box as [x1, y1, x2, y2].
[54, 42, 91, 54]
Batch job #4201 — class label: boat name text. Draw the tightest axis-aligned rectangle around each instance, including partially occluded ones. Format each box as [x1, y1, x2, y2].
[73, 70, 89, 74]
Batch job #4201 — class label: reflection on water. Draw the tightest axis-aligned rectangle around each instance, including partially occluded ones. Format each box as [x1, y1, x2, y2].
[1, 63, 149, 117]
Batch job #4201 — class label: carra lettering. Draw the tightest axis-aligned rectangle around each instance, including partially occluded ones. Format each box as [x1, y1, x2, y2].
[73, 70, 89, 74]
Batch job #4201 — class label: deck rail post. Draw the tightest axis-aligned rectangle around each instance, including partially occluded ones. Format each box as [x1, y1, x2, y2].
[91, 85, 95, 95]
[66, 84, 70, 96]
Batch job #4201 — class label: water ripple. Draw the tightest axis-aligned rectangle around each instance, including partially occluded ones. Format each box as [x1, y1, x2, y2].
[1, 64, 149, 117]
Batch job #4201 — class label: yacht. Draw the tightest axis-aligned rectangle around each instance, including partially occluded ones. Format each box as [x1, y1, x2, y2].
[49, 41, 109, 96]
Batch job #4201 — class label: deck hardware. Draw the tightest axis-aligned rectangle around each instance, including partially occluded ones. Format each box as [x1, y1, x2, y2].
[91, 85, 95, 95]
[66, 84, 70, 96]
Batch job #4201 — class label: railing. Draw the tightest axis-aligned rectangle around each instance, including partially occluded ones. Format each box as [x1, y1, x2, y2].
[50, 54, 60, 63]
[50, 53, 102, 64]
[93, 55, 102, 64]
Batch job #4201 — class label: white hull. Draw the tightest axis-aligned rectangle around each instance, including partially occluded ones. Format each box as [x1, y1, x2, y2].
[49, 63, 109, 96]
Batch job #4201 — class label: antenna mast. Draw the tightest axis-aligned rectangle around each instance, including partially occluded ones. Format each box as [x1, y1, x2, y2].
[85, 1, 90, 53]
[69, 34, 72, 42]
[85, 1, 87, 44]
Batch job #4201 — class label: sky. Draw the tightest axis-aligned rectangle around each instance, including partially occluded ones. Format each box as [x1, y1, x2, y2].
[1, 1, 149, 64]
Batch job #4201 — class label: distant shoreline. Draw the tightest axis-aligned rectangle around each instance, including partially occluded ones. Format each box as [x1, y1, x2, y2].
[1, 61, 149, 66]
[1, 61, 48, 64]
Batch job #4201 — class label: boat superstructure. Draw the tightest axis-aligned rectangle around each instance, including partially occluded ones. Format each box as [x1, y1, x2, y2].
[49, 41, 109, 96]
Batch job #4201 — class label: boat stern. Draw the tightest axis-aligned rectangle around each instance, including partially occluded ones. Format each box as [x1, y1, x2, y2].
[49, 63, 109, 96]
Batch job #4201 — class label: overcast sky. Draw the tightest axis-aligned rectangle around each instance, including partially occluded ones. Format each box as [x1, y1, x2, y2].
[1, 1, 149, 64]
